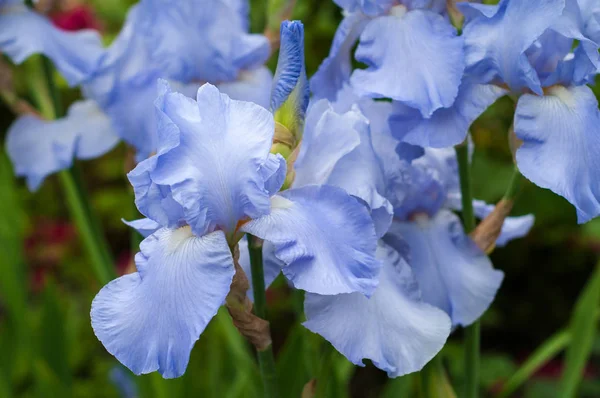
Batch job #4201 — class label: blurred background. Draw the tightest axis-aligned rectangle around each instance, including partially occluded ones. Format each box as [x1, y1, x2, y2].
[0, 0, 599, 397]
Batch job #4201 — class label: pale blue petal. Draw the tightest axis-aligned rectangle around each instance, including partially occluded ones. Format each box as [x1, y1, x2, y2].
[333, 0, 395, 16]
[386, 210, 504, 326]
[304, 242, 450, 377]
[456, 2, 499, 21]
[91, 227, 234, 378]
[0, 6, 104, 86]
[217, 67, 272, 109]
[515, 85, 600, 223]
[389, 82, 507, 148]
[237, 237, 281, 302]
[260, 154, 287, 196]
[459, 0, 564, 93]
[136, 0, 269, 83]
[122, 218, 161, 238]
[294, 101, 392, 237]
[6, 100, 118, 191]
[310, 13, 369, 101]
[351, 10, 464, 117]
[129, 82, 276, 233]
[270, 20, 309, 122]
[241, 185, 381, 297]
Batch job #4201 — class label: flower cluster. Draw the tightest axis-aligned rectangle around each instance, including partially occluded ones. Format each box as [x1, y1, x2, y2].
[2, 0, 597, 382]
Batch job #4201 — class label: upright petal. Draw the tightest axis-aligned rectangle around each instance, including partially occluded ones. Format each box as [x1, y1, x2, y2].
[389, 82, 507, 148]
[241, 185, 380, 297]
[136, 0, 269, 83]
[304, 242, 450, 377]
[459, 0, 564, 93]
[514, 85, 600, 223]
[129, 82, 276, 233]
[6, 100, 118, 191]
[334, 0, 395, 16]
[310, 13, 370, 101]
[350, 10, 464, 117]
[270, 20, 309, 124]
[91, 227, 235, 378]
[217, 67, 273, 110]
[386, 210, 504, 326]
[0, 6, 104, 86]
[294, 101, 392, 236]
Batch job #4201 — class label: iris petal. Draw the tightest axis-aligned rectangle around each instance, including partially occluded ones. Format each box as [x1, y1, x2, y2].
[241, 185, 381, 297]
[514, 85, 600, 223]
[91, 228, 235, 378]
[304, 242, 450, 377]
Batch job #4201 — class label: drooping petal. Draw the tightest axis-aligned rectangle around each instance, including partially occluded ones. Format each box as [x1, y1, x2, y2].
[237, 237, 281, 301]
[459, 0, 564, 93]
[270, 20, 309, 126]
[91, 227, 235, 378]
[310, 13, 370, 101]
[514, 85, 600, 223]
[6, 100, 118, 191]
[471, 200, 535, 246]
[294, 100, 392, 237]
[0, 5, 104, 85]
[304, 241, 451, 377]
[241, 185, 381, 297]
[386, 210, 504, 326]
[129, 82, 276, 233]
[389, 82, 507, 148]
[122, 218, 161, 238]
[350, 10, 464, 117]
[217, 67, 272, 110]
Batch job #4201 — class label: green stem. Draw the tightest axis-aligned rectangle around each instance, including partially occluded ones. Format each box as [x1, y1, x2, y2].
[247, 236, 279, 398]
[503, 167, 522, 201]
[455, 141, 479, 398]
[29, 56, 115, 284]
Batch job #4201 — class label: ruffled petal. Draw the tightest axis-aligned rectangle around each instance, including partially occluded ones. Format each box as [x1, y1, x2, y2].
[351, 10, 464, 117]
[310, 13, 370, 101]
[91, 227, 235, 378]
[6, 100, 118, 191]
[129, 82, 276, 233]
[294, 100, 392, 237]
[304, 241, 450, 377]
[514, 85, 600, 223]
[240, 185, 380, 297]
[270, 21, 309, 123]
[386, 210, 504, 326]
[217, 67, 272, 110]
[459, 0, 564, 93]
[0, 6, 104, 85]
[389, 82, 507, 148]
[122, 218, 161, 238]
[237, 237, 281, 301]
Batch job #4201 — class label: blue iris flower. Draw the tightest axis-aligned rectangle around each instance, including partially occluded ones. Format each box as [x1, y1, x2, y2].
[452, 0, 600, 223]
[4, 0, 274, 189]
[91, 81, 381, 378]
[385, 146, 534, 327]
[311, 0, 464, 118]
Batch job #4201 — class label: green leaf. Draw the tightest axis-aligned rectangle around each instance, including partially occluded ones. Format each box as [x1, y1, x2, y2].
[496, 330, 570, 398]
[558, 264, 600, 397]
[381, 374, 416, 398]
[276, 324, 314, 398]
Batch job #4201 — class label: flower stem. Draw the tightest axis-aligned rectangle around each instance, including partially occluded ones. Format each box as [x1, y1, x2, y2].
[248, 236, 279, 398]
[32, 56, 115, 284]
[455, 141, 479, 398]
[503, 166, 522, 201]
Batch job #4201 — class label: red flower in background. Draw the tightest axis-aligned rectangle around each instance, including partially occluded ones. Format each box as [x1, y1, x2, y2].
[51, 4, 102, 32]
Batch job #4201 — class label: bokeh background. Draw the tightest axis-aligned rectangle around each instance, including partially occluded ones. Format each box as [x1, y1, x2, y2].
[0, 0, 599, 397]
